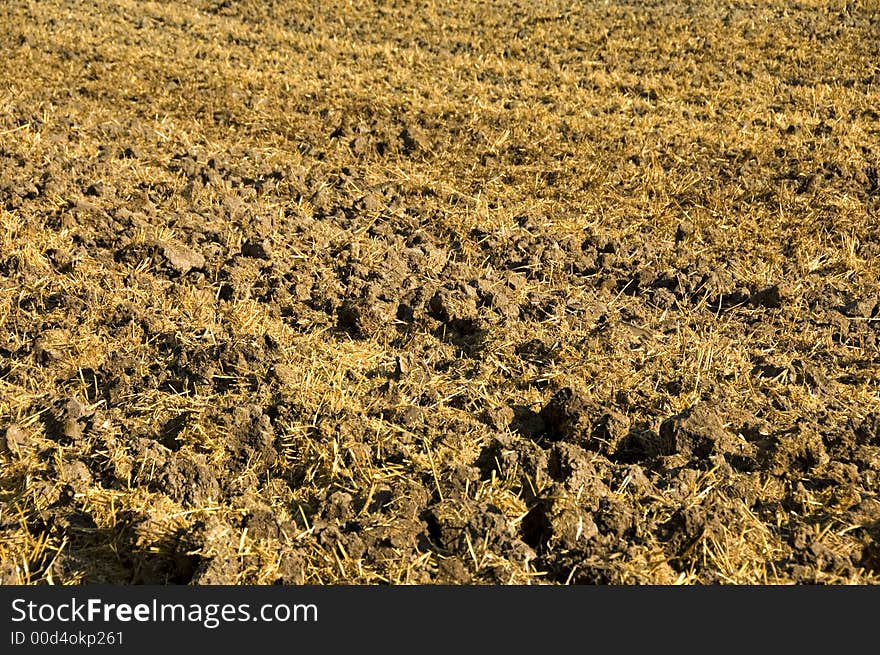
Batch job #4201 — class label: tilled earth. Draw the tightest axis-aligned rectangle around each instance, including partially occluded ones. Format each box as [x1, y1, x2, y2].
[1, 0, 879, 584]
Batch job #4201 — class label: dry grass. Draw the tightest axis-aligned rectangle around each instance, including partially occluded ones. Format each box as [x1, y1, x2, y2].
[0, 0, 879, 584]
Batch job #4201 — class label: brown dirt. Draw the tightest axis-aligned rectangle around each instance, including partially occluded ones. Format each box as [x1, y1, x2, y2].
[1, 0, 879, 584]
